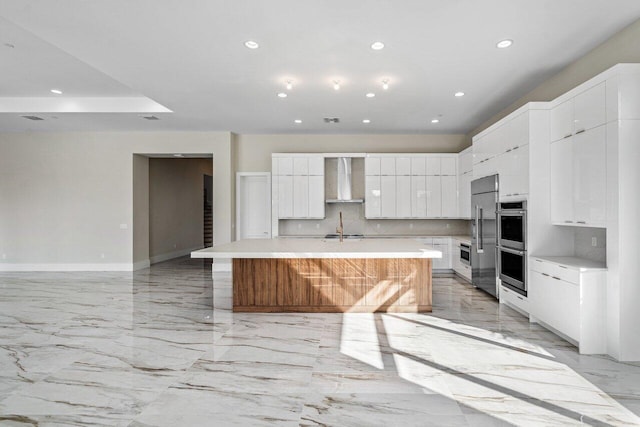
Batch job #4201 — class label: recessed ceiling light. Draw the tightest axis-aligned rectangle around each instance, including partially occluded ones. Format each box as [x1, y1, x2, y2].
[333, 80, 341, 91]
[371, 41, 385, 50]
[50, 89, 62, 95]
[277, 92, 287, 98]
[294, 119, 302, 124]
[496, 39, 513, 49]
[382, 79, 389, 90]
[244, 40, 259, 49]
[173, 154, 184, 157]
[363, 119, 371, 124]
[286, 80, 293, 90]
[366, 93, 375, 98]
[431, 119, 440, 123]
[454, 91, 465, 97]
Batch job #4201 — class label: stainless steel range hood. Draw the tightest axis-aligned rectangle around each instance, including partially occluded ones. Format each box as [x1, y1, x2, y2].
[326, 157, 364, 203]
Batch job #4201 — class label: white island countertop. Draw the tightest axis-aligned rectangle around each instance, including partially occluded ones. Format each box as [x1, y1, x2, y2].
[191, 238, 442, 259]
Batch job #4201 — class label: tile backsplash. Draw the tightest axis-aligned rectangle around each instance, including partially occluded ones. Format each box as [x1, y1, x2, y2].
[574, 227, 606, 263]
[279, 203, 470, 237]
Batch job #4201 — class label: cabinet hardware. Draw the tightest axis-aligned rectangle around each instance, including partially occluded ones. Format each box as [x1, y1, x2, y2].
[564, 134, 572, 139]
[542, 273, 550, 277]
[552, 276, 561, 281]
[559, 265, 568, 269]
[577, 221, 586, 224]
[575, 129, 586, 134]
[535, 259, 543, 263]
[564, 220, 573, 223]
[517, 296, 523, 301]
[506, 148, 512, 153]
[513, 145, 519, 150]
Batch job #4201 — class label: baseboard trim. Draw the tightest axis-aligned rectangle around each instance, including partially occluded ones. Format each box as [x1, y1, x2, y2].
[0, 263, 135, 272]
[132, 260, 151, 271]
[150, 246, 203, 265]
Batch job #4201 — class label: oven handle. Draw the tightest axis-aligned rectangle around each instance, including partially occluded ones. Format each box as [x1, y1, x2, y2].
[497, 210, 526, 216]
[499, 246, 525, 256]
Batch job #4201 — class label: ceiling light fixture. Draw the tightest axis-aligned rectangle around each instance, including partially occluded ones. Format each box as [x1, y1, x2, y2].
[366, 92, 375, 98]
[277, 92, 287, 98]
[50, 89, 62, 95]
[286, 80, 293, 90]
[496, 39, 513, 49]
[382, 79, 389, 90]
[294, 119, 302, 124]
[371, 41, 385, 50]
[431, 119, 440, 123]
[363, 119, 371, 124]
[454, 91, 465, 97]
[244, 40, 259, 49]
[333, 80, 340, 91]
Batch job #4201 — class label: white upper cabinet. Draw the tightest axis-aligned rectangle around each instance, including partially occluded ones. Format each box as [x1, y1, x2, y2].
[441, 176, 457, 217]
[426, 157, 441, 175]
[572, 125, 606, 226]
[550, 99, 574, 142]
[550, 83, 606, 142]
[380, 157, 396, 175]
[441, 157, 457, 176]
[380, 175, 397, 217]
[426, 176, 442, 217]
[396, 176, 412, 217]
[550, 138, 575, 224]
[411, 157, 426, 175]
[308, 156, 324, 175]
[365, 175, 381, 218]
[395, 157, 411, 175]
[573, 83, 606, 134]
[365, 156, 381, 175]
[272, 154, 325, 219]
[411, 175, 427, 217]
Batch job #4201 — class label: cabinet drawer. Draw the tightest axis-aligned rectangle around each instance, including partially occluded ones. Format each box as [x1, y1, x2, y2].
[530, 258, 580, 284]
[501, 285, 529, 314]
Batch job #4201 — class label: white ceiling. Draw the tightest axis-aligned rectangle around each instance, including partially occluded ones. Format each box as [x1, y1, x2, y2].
[1, 0, 639, 134]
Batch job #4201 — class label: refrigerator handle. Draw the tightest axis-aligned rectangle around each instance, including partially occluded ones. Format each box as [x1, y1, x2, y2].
[475, 205, 484, 254]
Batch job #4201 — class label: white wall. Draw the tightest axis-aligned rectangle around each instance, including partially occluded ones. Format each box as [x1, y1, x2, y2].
[0, 132, 234, 270]
[149, 158, 212, 263]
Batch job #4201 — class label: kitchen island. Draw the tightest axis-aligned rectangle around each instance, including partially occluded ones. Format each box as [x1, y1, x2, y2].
[191, 238, 441, 313]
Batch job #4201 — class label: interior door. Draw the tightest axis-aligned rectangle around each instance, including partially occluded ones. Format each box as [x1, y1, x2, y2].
[237, 173, 271, 239]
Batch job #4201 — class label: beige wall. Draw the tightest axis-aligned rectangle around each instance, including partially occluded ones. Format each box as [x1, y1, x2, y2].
[149, 158, 212, 261]
[235, 134, 467, 172]
[470, 18, 640, 138]
[0, 132, 233, 269]
[132, 154, 149, 265]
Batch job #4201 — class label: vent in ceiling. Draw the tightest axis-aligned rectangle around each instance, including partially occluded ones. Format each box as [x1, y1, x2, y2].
[141, 115, 159, 120]
[323, 117, 340, 123]
[21, 115, 44, 121]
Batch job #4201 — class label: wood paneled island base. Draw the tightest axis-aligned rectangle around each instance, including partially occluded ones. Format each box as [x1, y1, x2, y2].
[232, 258, 432, 313]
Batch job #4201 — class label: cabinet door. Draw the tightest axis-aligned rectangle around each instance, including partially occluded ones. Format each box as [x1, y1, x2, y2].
[574, 83, 606, 134]
[396, 175, 412, 218]
[510, 111, 530, 150]
[308, 156, 324, 175]
[411, 157, 426, 175]
[293, 157, 308, 175]
[441, 157, 457, 175]
[277, 157, 294, 175]
[365, 157, 381, 175]
[426, 157, 441, 175]
[396, 157, 411, 175]
[426, 176, 442, 217]
[272, 157, 279, 176]
[308, 175, 325, 218]
[277, 175, 293, 218]
[550, 100, 574, 142]
[365, 175, 381, 218]
[550, 138, 574, 224]
[441, 176, 457, 217]
[458, 172, 471, 219]
[380, 157, 396, 175]
[573, 126, 606, 226]
[529, 271, 579, 341]
[411, 175, 427, 217]
[292, 175, 309, 217]
[380, 175, 397, 217]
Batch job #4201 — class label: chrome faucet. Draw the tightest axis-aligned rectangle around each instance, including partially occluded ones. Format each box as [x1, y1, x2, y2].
[336, 211, 344, 243]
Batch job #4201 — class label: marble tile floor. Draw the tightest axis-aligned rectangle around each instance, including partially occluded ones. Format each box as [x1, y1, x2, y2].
[1, 258, 640, 426]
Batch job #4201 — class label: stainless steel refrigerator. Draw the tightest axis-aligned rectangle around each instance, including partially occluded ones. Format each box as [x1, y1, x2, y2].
[471, 174, 499, 298]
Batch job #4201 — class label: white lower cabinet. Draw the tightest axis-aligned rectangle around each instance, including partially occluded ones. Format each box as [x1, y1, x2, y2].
[415, 237, 451, 271]
[500, 286, 529, 315]
[529, 256, 606, 354]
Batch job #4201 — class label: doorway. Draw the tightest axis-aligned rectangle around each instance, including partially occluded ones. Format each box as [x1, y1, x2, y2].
[236, 172, 271, 240]
[203, 174, 213, 247]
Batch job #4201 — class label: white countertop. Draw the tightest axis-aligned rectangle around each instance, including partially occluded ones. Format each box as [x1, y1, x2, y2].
[191, 238, 443, 259]
[531, 255, 607, 271]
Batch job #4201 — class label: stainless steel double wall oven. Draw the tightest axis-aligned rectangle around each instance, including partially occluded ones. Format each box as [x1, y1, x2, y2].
[497, 201, 527, 296]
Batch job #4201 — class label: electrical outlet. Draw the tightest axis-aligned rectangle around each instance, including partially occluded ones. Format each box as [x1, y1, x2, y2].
[316, 223, 320, 229]
[409, 223, 414, 230]
[446, 223, 450, 229]
[592, 237, 597, 247]
[297, 223, 302, 229]
[100, 253, 105, 259]
[377, 223, 381, 230]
